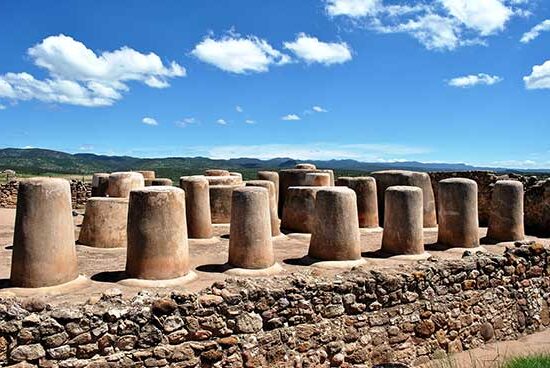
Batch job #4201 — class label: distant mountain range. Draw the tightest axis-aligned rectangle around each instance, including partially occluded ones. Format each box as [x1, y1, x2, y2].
[0, 148, 547, 180]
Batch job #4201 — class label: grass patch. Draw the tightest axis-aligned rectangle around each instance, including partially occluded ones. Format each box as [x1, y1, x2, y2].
[502, 355, 550, 368]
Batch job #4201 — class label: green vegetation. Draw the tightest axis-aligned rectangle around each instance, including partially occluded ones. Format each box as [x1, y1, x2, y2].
[502, 355, 550, 368]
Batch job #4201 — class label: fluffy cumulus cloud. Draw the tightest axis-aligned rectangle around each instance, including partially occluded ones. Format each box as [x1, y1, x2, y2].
[142, 117, 158, 126]
[283, 34, 352, 65]
[0, 34, 185, 107]
[191, 33, 290, 74]
[313, 105, 328, 112]
[282, 114, 301, 121]
[448, 73, 503, 87]
[523, 60, 550, 90]
[521, 19, 550, 43]
[216, 119, 228, 125]
[325, 0, 531, 51]
[176, 117, 197, 128]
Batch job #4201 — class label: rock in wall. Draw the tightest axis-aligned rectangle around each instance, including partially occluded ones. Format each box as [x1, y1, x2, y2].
[0, 180, 91, 209]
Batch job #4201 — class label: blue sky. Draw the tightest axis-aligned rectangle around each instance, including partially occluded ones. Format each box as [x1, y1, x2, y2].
[1, 0, 549, 168]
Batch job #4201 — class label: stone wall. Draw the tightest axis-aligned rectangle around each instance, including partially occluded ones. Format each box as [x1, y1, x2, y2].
[429, 171, 550, 236]
[0, 243, 548, 367]
[0, 180, 91, 209]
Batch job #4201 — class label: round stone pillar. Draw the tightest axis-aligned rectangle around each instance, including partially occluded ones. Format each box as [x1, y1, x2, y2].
[180, 176, 214, 239]
[91, 173, 109, 197]
[381, 186, 424, 255]
[126, 187, 189, 280]
[304, 172, 331, 187]
[246, 180, 281, 236]
[437, 178, 480, 248]
[137, 171, 155, 180]
[78, 197, 128, 248]
[206, 175, 242, 186]
[487, 180, 525, 242]
[205, 169, 230, 177]
[308, 187, 361, 261]
[10, 178, 78, 288]
[107, 172, 145, 198]
[145, 178, 173, 187]
[295, 163, 316, 170]
[371, 170, 437, 228]
[281, 187, 322, 233]
[210, 184, 244, 224]
[228, 187, 274, 269]
[336, 177, 379, 228]
[258, 171, 280, 204]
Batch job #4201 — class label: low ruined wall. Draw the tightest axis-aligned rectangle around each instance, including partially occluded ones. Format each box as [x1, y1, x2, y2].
[429, 171, 550, 236]
[0, 243, 548, 367]
[0, 180, 91, 209]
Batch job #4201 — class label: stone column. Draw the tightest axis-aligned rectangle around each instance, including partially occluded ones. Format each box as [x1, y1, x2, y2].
[107, 172, 145, 198]
[295, 163, 316, 170]
[281, 187, 322, 233]
[228, 187, 274, 269]
[91, 173, 109, 197]
[381, 186, 424, 255]
[78, 197, 128, 248]
[137, 171, 155, 180]
[336, 177, 379, 228]
[126, 187, 189, 280]
[371, 170, 437, 228]
[246, 180, 281, 236]
[148, 178, 173, 186]
[257, 171, 279, 204]
[437, 178, 480, 248]
[10, 178, 78, 288]
[205, 169, 230, 177]
[487, 180, 525, 242]
[210, 184, 244, 224]
[206, 176, 242, 186]
[308, 187, 362, 261]
[304, 172, 331, 187]
[180, 176, 214, 239]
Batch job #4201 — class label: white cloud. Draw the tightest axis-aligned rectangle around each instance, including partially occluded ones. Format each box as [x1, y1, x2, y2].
[325, 0, 381, 17]
[0, 34, 185, 107]
[524, 60, 550, 90]
[0, 104, 5, 110]
[441, 0, 512, 35]
[192, 33, 290, 74]
[142, 117, 158, 126]
[245, 119, 256, 124]
[282, 114, 300, 121]
[216, 119, 228, 125]
[325, 0, 528, 51]
[284, 34, 352, 65]
[448, 73, 503, 87]
[176, 117, 197, 128]
[312, 105, 328, 112]
[521, 19, 550, 43]
[236, 105, 243, 112]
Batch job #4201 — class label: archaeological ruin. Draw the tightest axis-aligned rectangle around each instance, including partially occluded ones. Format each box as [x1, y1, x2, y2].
[1, 167, 550, 366]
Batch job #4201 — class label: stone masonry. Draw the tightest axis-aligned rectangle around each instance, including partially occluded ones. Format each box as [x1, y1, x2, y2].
[0, 243, 548, 367]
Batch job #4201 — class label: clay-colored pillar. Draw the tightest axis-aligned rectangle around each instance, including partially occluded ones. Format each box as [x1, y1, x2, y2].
[10, 178, 78, 288]
[107, 172, 145, 198]
[304, 172, 331, 187]
[371, 170, 437, 228]
[150, 178, 173, 186]
[205, 169, 230, 177]
[137, 171, 156, 180]
[278, 169, 315, 216]
[230, 172, 243, 180]
[91, 173, 109, 197]
[381, 186, 424, 255]
[180, 176, 214, 239]
[206, 176, 243, 186]
[246, 180, 281, 236]
[295, 163, 316, 170]
[228, 187, 274, 269]
[78, 198, 128, 248]
[126, 187, 189, 280]
[258, 171, 279, 204]
[281, 187, 322, 233]
[487, 180, 525, 242]
[336, 177, 379, 228]
[308, 187, 361, 261]
[318, 169, 335, 186]
[210, 184, 244, 224]
[437, 178, 479, 248]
